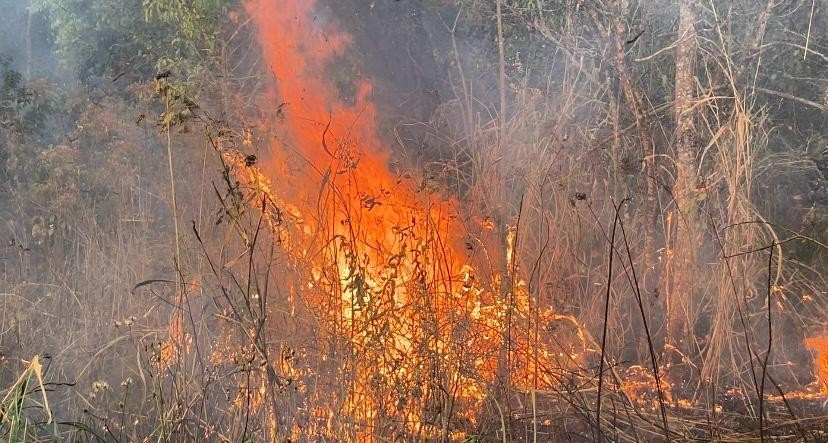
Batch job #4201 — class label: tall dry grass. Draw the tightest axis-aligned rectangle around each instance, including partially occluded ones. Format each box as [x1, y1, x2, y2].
[0, 1, 826, 442]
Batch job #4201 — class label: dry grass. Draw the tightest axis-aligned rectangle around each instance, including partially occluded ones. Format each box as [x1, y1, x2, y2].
[0, 1, 826, 442]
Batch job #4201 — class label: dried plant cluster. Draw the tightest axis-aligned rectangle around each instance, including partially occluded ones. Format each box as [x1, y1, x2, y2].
[0, 0, 826, 441]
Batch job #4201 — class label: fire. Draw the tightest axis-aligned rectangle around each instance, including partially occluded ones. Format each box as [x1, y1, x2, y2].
[240, 0, 475, 435]
[805, 336, 828, 393]
[244, 0, 468, 332]
[219, 0, 590, 438]
[620, 365, 673, 409]
[244, 0, 460, 258]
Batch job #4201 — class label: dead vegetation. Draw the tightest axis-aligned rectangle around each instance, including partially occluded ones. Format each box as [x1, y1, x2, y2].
[0, 0, 827, 441]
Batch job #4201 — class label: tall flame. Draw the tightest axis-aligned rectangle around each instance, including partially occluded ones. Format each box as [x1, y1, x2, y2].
[246, 0, 461, 259]
[237, 0, 586, 438]
[244, 0, 471, 436]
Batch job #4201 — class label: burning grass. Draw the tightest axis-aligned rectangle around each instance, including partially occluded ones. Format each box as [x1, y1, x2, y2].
[1, 0, 826, 441]
[181, 1, 828, 440]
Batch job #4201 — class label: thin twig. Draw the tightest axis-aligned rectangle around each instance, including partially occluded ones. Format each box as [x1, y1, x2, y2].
[759, 245, 774, 443]
[596, 200, 622, 442]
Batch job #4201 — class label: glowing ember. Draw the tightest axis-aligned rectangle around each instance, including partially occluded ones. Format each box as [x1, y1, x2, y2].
[620, 365, 673, 409]
[805, 336, 828, 393]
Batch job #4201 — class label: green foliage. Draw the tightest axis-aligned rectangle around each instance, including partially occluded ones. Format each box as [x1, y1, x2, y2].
[4, 0, 234, 218]
[143, 0, 234, 85]
[30, 0, 140, 78]
[0, 356, 56, 441]
[0, 59, 56, 184]
[31, 0, 235, 82]
[1, 58, 35, 131]
[1, 59, 27, 108]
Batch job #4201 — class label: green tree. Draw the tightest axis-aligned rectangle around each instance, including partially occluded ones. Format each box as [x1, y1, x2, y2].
[31, 0, 234, 82]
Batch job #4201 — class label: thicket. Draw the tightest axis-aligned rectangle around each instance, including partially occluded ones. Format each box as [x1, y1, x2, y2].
[0, 0, 826, 441]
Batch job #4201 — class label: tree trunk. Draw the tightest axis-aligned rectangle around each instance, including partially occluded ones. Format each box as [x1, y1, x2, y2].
[666, 0, 700, 368]
[25, 6, 33, 80]
[608, 4, 659, 288]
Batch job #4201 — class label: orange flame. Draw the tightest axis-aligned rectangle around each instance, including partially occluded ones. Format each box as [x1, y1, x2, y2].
[805, 336, 828, 393]
[237, 0, 586, 437]
[245, 0, 463, 266]
[244, 0, 471, 436]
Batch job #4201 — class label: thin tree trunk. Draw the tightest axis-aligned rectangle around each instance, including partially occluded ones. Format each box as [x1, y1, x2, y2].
[495, 0, 506, 131]
[666, 0, 700, 365]
[494, 2, 512, 436]
[608, 5, 659, 282]
[25, 6, 33, 80]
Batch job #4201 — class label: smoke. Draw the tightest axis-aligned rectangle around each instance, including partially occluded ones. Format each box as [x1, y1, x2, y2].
[0, 2, 59, 81]
[0, 0, 826, 439]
